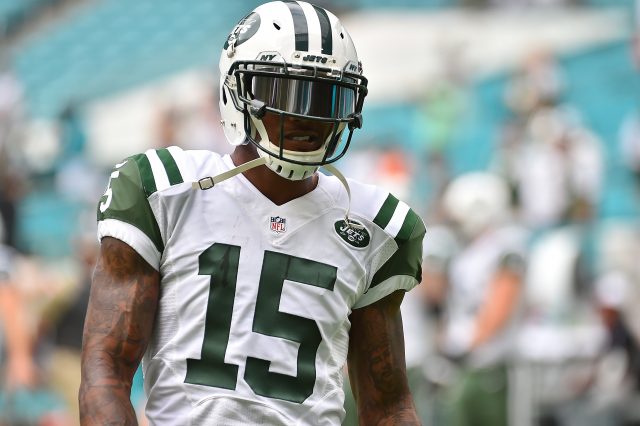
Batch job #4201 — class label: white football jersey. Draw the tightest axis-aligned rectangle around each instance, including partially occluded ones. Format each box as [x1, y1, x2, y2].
[444, 225, 528, 368]
[0, 243, 15, 283]
[97, 147, 425, 426]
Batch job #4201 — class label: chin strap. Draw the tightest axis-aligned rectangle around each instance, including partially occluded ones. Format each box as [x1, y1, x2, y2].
[191, 157, 266, 190]
[191, 157, 362, 230]
[322, 164, 364, 230]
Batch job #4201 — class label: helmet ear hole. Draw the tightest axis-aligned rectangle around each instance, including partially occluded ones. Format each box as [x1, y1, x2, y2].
[273, 21, 281, 30]
[222, 87, 228, 105]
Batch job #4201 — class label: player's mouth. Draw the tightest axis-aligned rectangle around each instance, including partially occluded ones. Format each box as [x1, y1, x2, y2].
[290, 135, 312, 142]
[282, 132, 323, 151]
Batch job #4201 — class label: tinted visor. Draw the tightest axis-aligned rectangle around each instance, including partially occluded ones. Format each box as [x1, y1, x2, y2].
[250, 75, 356, 119]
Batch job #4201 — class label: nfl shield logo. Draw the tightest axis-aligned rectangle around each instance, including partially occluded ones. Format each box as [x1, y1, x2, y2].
[270, 216, 287, 233]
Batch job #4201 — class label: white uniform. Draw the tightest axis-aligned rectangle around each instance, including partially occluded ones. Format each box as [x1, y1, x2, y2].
[0, 244, 14, 283]
[443, 225, 528, 368]
[97, 147, 425, 426]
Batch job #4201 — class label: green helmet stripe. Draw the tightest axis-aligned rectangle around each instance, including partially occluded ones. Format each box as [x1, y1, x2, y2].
[312, 5, 332, 55]
[372, 193, 399, 230]
[283, 1, 309, 52]
[157, 148, 184, 186]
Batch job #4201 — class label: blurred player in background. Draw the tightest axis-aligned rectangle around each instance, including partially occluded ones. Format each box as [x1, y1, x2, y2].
[439, 172, 528, 426]
[79, 1, 425, 425]
[0, 219, 71, 425]
[0, 224, 36, 396]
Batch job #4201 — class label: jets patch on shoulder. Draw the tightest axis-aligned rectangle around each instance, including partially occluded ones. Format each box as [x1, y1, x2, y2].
[334, 219, 370, 249]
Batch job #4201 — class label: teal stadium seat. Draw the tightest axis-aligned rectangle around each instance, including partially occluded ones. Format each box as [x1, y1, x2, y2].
[0, 0, 49, 35]
[13, 0, 263, 117]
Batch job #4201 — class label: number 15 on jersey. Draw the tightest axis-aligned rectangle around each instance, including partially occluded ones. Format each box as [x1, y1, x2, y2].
[185, 242, 338, 404]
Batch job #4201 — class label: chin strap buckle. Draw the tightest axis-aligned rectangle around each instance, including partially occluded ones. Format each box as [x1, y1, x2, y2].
[249, 100, 267, 119]
[193, 177, 215, 190]
[347, 113, 363, 131]
[191, 157, 267, 191]
[344, 218, 364, 230]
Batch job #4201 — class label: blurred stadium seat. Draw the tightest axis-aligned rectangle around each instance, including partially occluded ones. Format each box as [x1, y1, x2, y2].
[12, 0, 263, 117]
[0, 0, 49, 36]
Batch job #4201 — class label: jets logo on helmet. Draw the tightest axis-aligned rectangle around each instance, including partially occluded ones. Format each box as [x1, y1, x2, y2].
[219, 0, 368, 180]
[224, 12, 261, 52]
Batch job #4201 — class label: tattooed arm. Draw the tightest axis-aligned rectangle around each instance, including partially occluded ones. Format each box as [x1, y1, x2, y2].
[348, 290, 420, 426]
[79, 237, 160, 425]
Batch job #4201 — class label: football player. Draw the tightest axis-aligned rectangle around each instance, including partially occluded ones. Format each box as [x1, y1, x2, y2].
[0, 238, 36, 393]
[79, 1, 425, 425]
[440, 172, 528, 426]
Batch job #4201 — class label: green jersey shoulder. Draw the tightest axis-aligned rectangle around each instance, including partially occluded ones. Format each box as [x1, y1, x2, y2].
[345, 179, 426, 308]
[96, 146, 202, 264]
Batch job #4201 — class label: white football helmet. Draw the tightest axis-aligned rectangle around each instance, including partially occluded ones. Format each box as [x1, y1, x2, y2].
[219, 1, 368, 180]
[442, 172, 511, 238]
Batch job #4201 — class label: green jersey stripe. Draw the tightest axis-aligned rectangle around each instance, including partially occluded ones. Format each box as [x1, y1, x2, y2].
[134, 154, 157, 196]
[372, 194, 399, 230]
[157, 148, 184, 186]
[369, 216, 425, 289]
[97, 156, 164, 253]
[394, 208, 419, 245]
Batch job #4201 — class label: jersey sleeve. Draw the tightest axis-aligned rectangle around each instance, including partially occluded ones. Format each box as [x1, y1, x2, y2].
[496, 226, 529, 275]
[353, 195, 426, 309]
[96, 154, 164, 270]
[0, 245, 14, 283]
